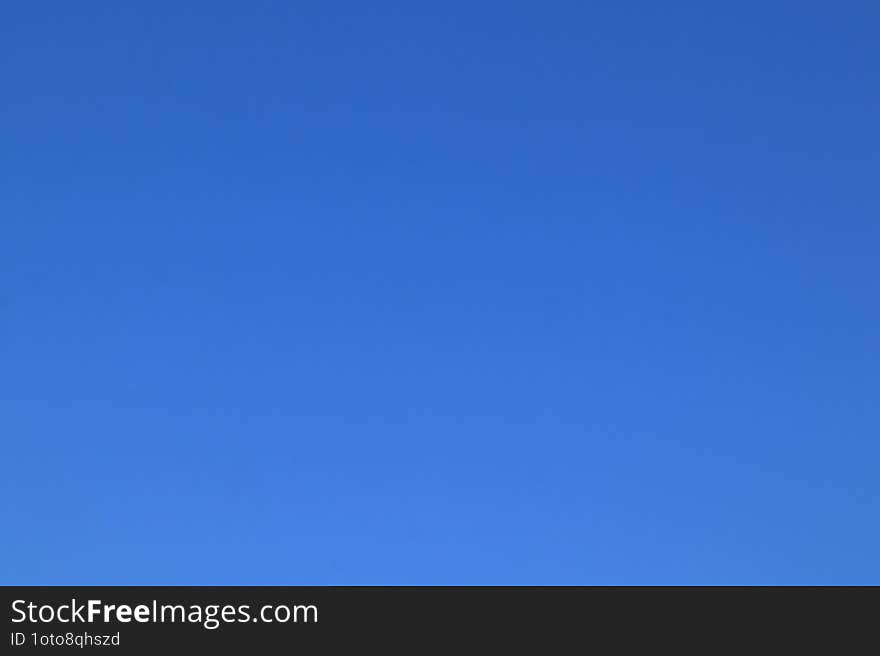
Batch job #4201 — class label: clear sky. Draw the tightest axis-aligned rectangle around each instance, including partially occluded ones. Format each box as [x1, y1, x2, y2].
[2, 2, 878, 584]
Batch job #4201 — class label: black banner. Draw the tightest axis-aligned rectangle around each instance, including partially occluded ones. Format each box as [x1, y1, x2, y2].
[1, 587, 873, 652]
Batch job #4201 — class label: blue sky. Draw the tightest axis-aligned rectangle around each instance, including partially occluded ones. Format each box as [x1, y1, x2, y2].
[2, 2, 878, 584]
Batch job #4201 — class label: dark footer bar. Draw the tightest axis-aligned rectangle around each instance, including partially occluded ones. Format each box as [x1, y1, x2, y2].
[1, 587, 874, 652]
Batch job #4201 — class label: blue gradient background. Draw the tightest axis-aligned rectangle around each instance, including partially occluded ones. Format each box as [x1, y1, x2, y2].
[3, 2, 878, 584]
